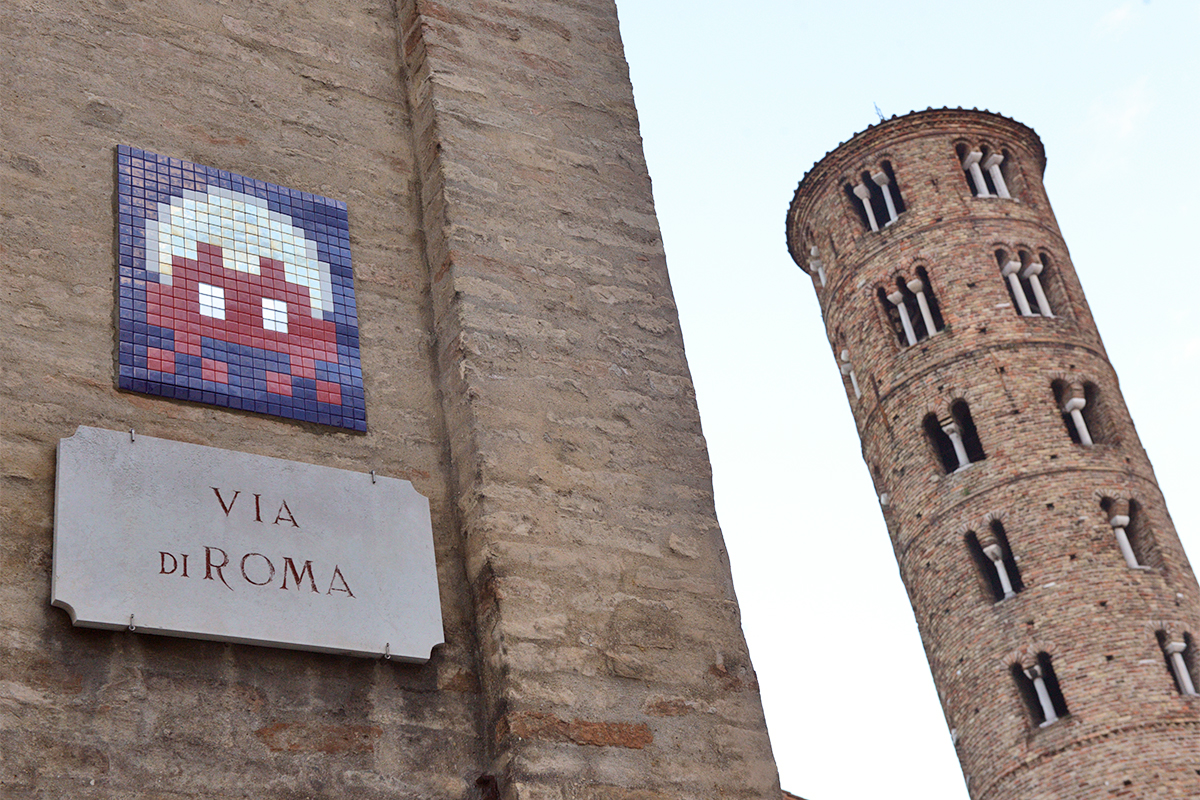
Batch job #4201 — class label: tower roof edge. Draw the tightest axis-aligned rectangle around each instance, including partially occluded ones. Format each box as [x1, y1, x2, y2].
[785, 108, 1046, 265]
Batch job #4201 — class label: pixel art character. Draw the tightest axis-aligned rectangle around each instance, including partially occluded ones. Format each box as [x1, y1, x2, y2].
[116, 147, 365, 430]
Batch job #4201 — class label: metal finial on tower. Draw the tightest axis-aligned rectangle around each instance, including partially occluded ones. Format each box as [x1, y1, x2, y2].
[874, 102, 885, 121]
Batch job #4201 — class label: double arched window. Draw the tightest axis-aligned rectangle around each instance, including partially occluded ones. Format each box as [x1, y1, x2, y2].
[924, 400, 985, 473]
[956, 142, 1013, 199]
[966, 520, 1023, 602]
[1011, 651, 1069, 727]
[845, 161, 905, 232]
[1051, 379, 1108, 446]
[995, 247, 1058, 317]
[878, 267, 944, 347]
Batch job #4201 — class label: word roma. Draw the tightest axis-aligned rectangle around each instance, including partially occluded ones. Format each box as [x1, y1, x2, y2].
[159, 547, 355, 597]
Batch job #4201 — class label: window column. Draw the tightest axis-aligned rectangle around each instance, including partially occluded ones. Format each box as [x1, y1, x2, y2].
[1024, 662, 1061, 726]
[1107, 499, 1139, 569]
[1002, 259, 1034, 315]
[1164, 635, 1198, 696]
[981, 541, 1017, 599]
[1063, 383, 1093, 446]
[961, 150, 990, 197]
[982, 152, 1010, 198]
[941, 419, 970, 470]
[853, 182, 879, 232]
[906, 277, 939, 337]
[887, 291, 918, 345]
[808, 246, 827, 286]
[839, 349, 861, 398]
[1022, 260, 1053, 316]
[872, 170, 899, 225]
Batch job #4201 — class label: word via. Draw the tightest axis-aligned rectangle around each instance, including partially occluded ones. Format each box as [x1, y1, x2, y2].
[211, 487, 299, 527]
[159, 546, 354, 597]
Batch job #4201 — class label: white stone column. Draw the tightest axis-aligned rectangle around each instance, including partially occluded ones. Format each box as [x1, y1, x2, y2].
[961, 150, 990, 197]
[853, 182, 879, 232]
[1024, 663, 1060, 726]
[872, 170, 899, 225]
[1021, 261, 1053, 316]
[1063, 394, 1093, 446]
[1165, 640, 1198, 696]
[982, 152, 1010, 198]
[887, 291, 918, 346]
[907, 277, 938, 337]
[941, 420, 970, 469]
[840, 349, 861, 398]
[1002, 260, 1033, 316]
[982, 543, 1016, 599]
[1108, 504, 1139, 568]
[808, 245, 826, 287]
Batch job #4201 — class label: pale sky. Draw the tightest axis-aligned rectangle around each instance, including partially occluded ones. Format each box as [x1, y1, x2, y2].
[615, 1, 1200, 797]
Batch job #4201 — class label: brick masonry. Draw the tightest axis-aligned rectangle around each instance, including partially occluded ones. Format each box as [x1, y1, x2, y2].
[1, 1, 780, 798]
[787, 109, 1200, 799]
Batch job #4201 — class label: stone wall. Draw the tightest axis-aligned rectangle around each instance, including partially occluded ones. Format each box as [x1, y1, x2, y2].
[397, 0, 779, 794]
[1, 1, 781, 798]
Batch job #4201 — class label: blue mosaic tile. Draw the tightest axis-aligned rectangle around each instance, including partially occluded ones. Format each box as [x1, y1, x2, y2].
[115, 147, 366, 431]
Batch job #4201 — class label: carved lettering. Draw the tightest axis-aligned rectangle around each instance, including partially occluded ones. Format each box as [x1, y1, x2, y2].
[166, 545, 350, 598]
[204, 546, 233, 591]
[212, 487, 240, 516]
[212, 488, 300, 528]
[327, 565, 355, 597]
[281, 557, 318, 593]
[273, 500, 299, 527]
[240, 552, 276, 586]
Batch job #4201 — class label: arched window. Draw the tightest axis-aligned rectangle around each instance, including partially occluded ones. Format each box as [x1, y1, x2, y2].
[807, 245, 826, 287]
[879, 269, 943, 346]
[846, 161, 905, 232]
[951, 400, 986, 462]
[839, 348, 861, 399]
[1011, 652, 1069, 727]
[957, 143, 1012, 199]
[1035, 251, 1065, 316]
[1052, 380, 1106, 445]
[925, 413, 958, 473]
[1100, 497, 1157, 569]
[996, 248, 1054, 317]
[925, 401, 985, 473]
[966, 520, 1023, 601]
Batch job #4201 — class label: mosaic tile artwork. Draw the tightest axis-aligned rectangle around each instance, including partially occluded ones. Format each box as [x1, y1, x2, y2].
[115, 146, 365, 431]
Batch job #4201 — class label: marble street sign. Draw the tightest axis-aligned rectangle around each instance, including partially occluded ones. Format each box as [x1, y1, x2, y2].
[52, 426, 443, 661]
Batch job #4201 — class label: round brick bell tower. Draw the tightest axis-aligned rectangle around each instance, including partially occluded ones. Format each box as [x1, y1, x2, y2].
[786, 108, 1200, 798]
